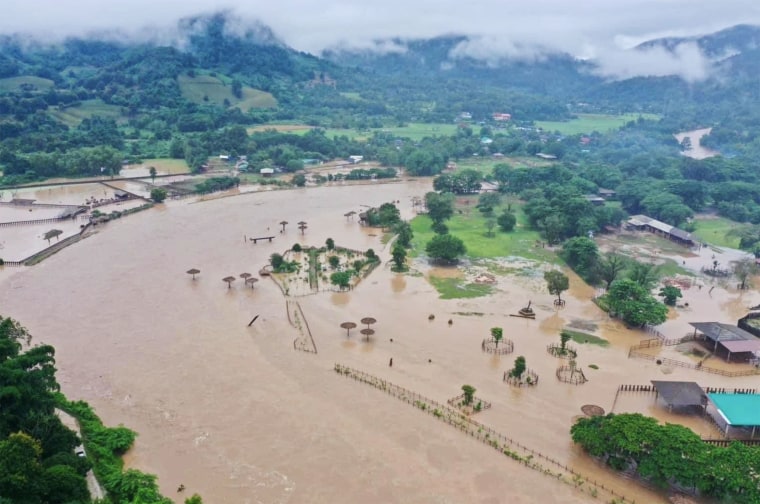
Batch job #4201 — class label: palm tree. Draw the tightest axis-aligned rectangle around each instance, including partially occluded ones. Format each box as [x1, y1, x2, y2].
[222, 276, 236, 289]
[149, 166, 157, 183]
[186, 268, 200, 280]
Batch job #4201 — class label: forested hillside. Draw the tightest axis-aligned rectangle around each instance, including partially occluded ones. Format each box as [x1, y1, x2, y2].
[2, 13, 760, 240]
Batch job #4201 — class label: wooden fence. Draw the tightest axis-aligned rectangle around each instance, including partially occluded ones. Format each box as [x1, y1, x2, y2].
[288, 300, 317, 354]
[556, 365, 587, 385]
[628, 345, 760, 377]
[0, 215, 83, 228]
[503, 369, 539, 387]
[481, 338, 514, 355]
[1, 222, 94, 267]
[334, 364, 635, 503]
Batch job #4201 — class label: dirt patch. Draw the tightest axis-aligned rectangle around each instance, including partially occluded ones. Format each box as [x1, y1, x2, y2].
[473, 273, 496, 284]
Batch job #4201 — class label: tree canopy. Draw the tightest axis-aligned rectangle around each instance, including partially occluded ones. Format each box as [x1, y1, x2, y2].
[425, 234, 466, 263]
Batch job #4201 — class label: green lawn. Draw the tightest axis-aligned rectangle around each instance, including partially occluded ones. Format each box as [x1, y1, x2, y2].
[428, 277, 493, 299]
[48, 99, 125, 127]
[535, 113, 660, 136]
[177, 74, 276, 109]
[561, 329, 609, 347]
[692, 216, 741, 249]
[0, 75, 55, 93]
[410, 200, 558, 263]
[247, 122, 457, 142]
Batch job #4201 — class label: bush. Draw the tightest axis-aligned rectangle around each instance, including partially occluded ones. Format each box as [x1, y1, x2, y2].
[292, 243, 302, 252]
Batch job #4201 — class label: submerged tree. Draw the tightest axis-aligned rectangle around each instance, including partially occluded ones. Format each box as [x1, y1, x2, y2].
[491, 327, 503, 347]
[510, 356, 527, 378]
[461, 385, 476, 405]
[597, 252, 627, 291]
[658, 285, 682, 306]
[733, 257, 758, 290]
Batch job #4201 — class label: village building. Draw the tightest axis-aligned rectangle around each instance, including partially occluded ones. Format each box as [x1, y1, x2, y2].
[583, 195, 606, 206]
[597, 188, 616, 199]
[535, 153, 558, 160]
[492, 112, 511, 121]
[625, 214, 695, 246]
[259, 168, 275, 177]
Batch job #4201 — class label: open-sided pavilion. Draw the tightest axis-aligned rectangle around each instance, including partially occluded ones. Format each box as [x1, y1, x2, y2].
[689, 322, 760, 363]
[651, 380, 708, 413]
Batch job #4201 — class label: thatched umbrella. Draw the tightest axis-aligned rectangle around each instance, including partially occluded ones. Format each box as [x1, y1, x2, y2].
[240, 272, 252, 281]
[360, 317, 377, 330]
[581, 404, 605, 417]
[245, 277, 259, 289]
[340, 321, 357, 337]
[222, 276, 236, 289]
[43, 229, 63, 245]
[279, 220, 288, 232]
[186, 268, 200, 280]
[298, 223, 308, 235]
[360, 328, 375, 341]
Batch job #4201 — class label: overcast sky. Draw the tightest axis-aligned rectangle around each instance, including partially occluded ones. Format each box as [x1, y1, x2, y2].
[3, 1, 760, 80]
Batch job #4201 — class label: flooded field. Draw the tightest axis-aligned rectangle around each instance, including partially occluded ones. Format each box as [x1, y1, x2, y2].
[674, 128, 719, 160]
[1, 180, 756, 503]
[1, 182, 121, 206]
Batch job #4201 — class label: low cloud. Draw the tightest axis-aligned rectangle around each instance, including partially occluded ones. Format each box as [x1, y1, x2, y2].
[2, 1, 760, 81]
[590, 42, 712, 82]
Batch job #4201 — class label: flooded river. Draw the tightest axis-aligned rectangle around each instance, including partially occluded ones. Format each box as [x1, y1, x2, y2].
[0, 180, 751, 503]
[674, 128, 719, 159]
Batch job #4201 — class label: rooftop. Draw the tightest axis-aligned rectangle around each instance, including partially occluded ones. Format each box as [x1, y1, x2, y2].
[690, 322, 757, 342]
[651, 380, 707, 408]
[708, 393, 760, 426]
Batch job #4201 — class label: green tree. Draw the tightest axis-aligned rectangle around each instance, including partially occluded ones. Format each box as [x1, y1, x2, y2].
[606, 279, 668, 327]
[627, 261, 660, 290]
[0, 432, 43, 501]
[292, 173, 306, 187]
[597, 252, 627, 290]
[149, 166, 157, 183]
[328, 255, 340, 269]
[150, 187, 167, 203]
[461, 385, 476, 405]
[393, 221, 413, 248]
[658, 285, 682, 306]
[391, 242, 407, 271]
[510, 356, 526, 378]
[185, 494, 204, 504]
[544, 270, 570, 304]
[330, 271, 351, 290]
[325, 238, 335, 250]
[425, 234, 466, 263]
[560, 331, 572, 353]
[561, 236, 599, 280]
[270, 253, 285, 271]
[497, 210, 516, 232]
[733, 257, 757, 290]
[485, 218, 496, 237]
[425, 192, 454, 224]
[490, 327, 503, 347]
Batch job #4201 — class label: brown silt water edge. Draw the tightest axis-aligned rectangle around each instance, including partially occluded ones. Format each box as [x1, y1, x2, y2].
[3, 180, 754, 503]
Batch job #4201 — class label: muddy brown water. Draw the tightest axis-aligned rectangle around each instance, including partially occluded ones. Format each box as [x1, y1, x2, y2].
[674, 128, 719, 160]
[0, 181, 751, 503]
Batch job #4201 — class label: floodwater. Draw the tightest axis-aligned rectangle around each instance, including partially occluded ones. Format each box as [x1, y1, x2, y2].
[674, 128, 719, 159]
[1, 181, 755, 503]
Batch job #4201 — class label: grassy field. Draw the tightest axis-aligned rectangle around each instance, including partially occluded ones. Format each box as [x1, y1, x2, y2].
[48, 99, 125, 127]
[561, 329, 609, 347]
[0, 75, 55, 93]
[428, 277, 493, 299]
[177, 74, 276, 109]
[410, 198, 557, 263]
[247, 122, 457, 142]
[535, 113, 660, 136]
[451, 156, 554, 176]
[692, 216, 741, 249]
[126, 158, 190, 174]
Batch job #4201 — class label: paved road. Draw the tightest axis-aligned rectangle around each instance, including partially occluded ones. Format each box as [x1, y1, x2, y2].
[55, 409, 106, 500]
